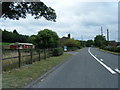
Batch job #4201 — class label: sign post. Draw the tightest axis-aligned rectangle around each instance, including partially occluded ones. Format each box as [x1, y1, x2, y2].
[64, 46, 67, 52]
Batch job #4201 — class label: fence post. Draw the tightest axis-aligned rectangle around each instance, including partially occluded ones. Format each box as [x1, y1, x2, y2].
[48, 48, 50, 58]
[30, 48, 33, 64]
[44, 49, 46, 59]
[18, 48, 21, 68]
[39, 49, 41, 61]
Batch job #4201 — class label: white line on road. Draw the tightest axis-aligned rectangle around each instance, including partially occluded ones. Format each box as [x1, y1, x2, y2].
[88, 47, 116, 74]
[115, 68, 120, 74]
[100, 59, 103, 61]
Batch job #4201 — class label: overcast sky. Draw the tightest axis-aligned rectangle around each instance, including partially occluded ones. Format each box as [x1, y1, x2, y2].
[1, 0, 118, 41]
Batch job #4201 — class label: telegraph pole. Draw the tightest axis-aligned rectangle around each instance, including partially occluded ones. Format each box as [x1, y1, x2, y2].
[81, 35, 83, 41]
[107, 29, 109, 41]
[81, 35, 84, 47]
[101, 26, 103, 36]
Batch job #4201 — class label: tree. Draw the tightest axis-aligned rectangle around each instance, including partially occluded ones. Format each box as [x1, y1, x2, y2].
[35, 29, 59, 49]
[13, 29, 19, 35]
[2, 29, 11, 42]
[2, 29, 29, 43]
[68, 33, 70, 39]
[94, 35, 107, 47]
[86, 40, 94, 47]
[61, 39, 80, 50]
[79, 40, 86, 47]
[28, 35, 36, 44]
[1, 2, 56, 21]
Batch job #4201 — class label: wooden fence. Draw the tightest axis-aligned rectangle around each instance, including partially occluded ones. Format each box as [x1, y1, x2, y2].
[2, 49, 53, 71]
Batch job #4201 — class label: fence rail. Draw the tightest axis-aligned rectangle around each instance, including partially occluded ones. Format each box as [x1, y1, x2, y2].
[2, 48, 53, 71]
[2, 54, 39, 60]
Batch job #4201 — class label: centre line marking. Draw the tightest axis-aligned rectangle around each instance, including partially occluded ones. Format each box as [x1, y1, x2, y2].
[100, 59, 103, 61]
[88, 47, 116, 74]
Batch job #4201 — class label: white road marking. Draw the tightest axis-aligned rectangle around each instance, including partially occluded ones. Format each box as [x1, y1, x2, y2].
[88, 47, 116, 74]
[115, 68, 120, 74]
[100, 59, 103, 61]
[40, 79, 44, 82]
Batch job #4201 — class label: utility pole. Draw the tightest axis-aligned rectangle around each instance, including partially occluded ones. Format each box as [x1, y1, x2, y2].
[101, 26, 103, 36]
[81, 35, 83, 41]
[107, 29, 109, 41]
[81, 35, 84, 47]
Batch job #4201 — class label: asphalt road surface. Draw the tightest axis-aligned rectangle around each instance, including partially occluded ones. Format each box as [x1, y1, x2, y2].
[29, 47, 119, 88]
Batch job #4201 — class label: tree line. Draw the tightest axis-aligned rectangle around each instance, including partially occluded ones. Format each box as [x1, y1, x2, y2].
[84, 35, 107, 48]
[1, 29, 29, 43]
[2, 28, 115, 52]
[1, 29, 82, 50]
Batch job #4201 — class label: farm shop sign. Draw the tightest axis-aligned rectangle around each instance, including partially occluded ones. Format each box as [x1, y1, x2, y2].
[64, 46, 67, 51]
[9, 42, 35, 49]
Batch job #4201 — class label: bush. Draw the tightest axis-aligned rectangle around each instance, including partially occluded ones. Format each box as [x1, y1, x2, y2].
[53, 48, 63, 56]
[117, 47, 120, 52]
[68, 47, 78, 51]
[102, 46, 120, 52]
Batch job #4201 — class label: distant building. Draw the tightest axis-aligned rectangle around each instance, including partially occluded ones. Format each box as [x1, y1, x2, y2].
[59, 34, 71, 43]
[108, 41, 120, 47]
[116, 42, 120, 47]
[9, 42, 35, 49]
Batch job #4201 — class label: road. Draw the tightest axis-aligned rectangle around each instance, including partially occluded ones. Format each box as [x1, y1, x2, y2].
[29, 47, 119, 88]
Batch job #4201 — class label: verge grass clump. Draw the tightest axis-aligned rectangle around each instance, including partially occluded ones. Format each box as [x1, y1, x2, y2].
[3, 54, 72, 88]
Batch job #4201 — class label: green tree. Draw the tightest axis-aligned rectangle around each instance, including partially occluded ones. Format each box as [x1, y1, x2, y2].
[28, 35, 36, 44]
[35, 29, 59, 49]
[13, 29, 19, 35]
[61, 39, 80, 50]
[79, 40, 86, 47]
[86, 40, 94, 47]
[2, 29, 29, 43]
[68, 33, 70, 39]
[94, 35, 107, 47]
[1, 2, 56, 21]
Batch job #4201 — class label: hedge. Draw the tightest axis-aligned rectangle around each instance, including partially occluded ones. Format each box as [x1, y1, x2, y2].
[101, 46, 120, 52]
[52, 48, 63, 56]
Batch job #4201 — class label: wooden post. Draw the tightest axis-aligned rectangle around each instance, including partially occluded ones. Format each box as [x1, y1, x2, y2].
[18, 48, 21, 68]
[33, 50, 35, 62]
[48, 48, 50, 58]
[30, 48, 33, 64]
[44, 49, 46, 59]
[39, 49, 41, 61]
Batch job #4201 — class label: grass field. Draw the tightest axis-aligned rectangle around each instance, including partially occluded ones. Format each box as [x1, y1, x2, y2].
[2, 54, 72, 88]
[2, 42, 11, 45]
[2, 42, 12, 49]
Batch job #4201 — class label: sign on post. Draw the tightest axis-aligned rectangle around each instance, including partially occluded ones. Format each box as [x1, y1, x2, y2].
[64, 46, 67, 51]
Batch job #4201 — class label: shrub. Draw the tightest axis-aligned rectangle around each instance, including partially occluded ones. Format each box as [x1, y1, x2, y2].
[53, 48, 63, 56]
[102, 46, 120, 52]
[68, 47, 78, 51]
[117, 47, 120, 52]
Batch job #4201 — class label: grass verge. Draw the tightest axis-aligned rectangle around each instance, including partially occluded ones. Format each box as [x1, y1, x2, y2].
[99, 49, 120, 55]
[2, 54, 72, 88]
[2, 42, 11, 45]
